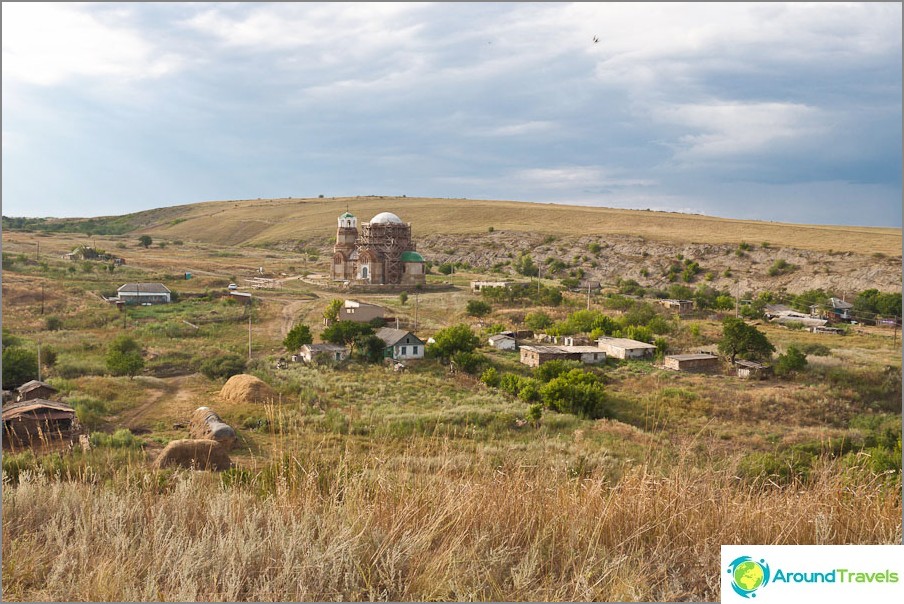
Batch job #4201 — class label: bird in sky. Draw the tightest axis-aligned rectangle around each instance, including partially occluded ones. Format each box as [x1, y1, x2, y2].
[593, 35, 599, 43]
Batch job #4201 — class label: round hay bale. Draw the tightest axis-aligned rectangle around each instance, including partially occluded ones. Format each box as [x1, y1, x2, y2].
[152, 439, 232, 471]
[189, 406, 237, 450]
[219, 374, 276, 404]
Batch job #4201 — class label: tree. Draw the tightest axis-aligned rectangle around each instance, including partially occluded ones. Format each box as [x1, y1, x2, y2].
[105, 334, 145, 378]
[774, 346, 807, 377]
[466, 299, 492, 317]
[718, 317, 775, 363]
[399, 292, 408, 305]
[283, 323, 313, 351]
[199, 353, 246, 380]
[539, 369, 608, 419]
[524, 311, 553, 331]
[322, 321, 373, 348]
[323, 299, 343, 322]
[138, 235, 152, 248]
[429, 324, 479, 360]
[2, 346, 38, 389]
[354, 334, 387, 363]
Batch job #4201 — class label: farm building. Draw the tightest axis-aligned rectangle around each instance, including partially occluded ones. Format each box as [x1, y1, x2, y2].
[810, 326, 844, 335]
[338, 300, 386, 323]
[2, 399, 77, 448]
[770, 311, 827, 328]
[117, 283, 171, 305]
[488, 333, 517, 350]
[596, 337, 658, 360]
[298, 343, 349, 363]
[470, 281, 513, 292]
[562, 335, 591, 346]
[735, 360, 772, 380]
[656, 299, 694, 314]
[519, 345, 606, 368]
[16, 380, 58, 402]
[664, 353, 720, 373]
[229, 291, 253, 304]
[376, 328, 425, 360]
[331, 211, 426, 286]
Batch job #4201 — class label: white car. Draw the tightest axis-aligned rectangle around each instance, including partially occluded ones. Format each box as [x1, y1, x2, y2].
[227, 283, 238, 290]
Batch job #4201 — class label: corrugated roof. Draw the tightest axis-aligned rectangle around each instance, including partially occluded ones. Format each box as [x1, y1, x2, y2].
[597, 337, 657, 350]
[666, 353, 718, 361]
[375, 327, 423, 347]
[2, 399, 75, 421]
[117, 283, 171, 294]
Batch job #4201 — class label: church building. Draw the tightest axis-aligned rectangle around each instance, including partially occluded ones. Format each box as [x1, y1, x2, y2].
[331, 211, 426, 286]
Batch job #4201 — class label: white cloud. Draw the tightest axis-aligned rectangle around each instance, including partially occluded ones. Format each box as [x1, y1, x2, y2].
[652, 101, 825, 160]
[1, 3, 181, 86]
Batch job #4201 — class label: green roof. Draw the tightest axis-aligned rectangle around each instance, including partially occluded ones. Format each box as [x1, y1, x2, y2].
[400, 251, 424, 262]
[340, 212, 355, 218]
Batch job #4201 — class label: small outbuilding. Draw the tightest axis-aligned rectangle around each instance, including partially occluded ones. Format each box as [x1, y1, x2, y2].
[735, 360, 772, 380]
[562, 335, 591, 346]
[298, 343, 349, 363]
[376, 328, 425, 360]
[664, 353, 720, 373]
[471, 281, 513, 293]
[117, 283, 171, 305]
[488, 333, 517, 350]
[338, 300, 386, 323]
[519, 345, 606, 368]
[16, 380, 59, 402]
[2, 399, 77, 448]
[596, 337, 658, 360]
[656, 299, 694, 314]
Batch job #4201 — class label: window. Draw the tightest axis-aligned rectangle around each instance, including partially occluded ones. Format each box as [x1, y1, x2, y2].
[413, 346, 418, 355]
[401, 346, 407, 356]
[362, 266, 368, 278]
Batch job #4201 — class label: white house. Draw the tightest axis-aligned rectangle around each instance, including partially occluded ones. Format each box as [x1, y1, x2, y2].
[117, 283, 171, 305]
[596, 337, 658, 360]
[488, 333, 517, 350]
[376, 328, 425, 360]
[298, 343, 348, 363]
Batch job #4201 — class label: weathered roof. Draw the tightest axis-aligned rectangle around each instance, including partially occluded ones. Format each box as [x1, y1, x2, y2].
[829, 297, 853, 309]
[16, 380, 58, 394]
[521, 345, 583, 355]
[400, 251, 424, 262]
[376, 327, 423, 347]
[488, 334, 515, 342]
[2, 399, 75, 421]
[735, 360, 769, 369]
[666, 353, 719, 361]
[596, 337, 658, 350]
[117, 283, 171, 294]
[302, 343, 347, 353]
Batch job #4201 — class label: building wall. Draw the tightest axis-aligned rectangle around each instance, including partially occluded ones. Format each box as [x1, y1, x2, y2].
[390, 335, 424, 359]
[665, 357, 719, 372]
[489, 337, 517, 351]
[339, 304, 384, 323]
[19, 386, 56, 401]
[118, 293, 170, 304]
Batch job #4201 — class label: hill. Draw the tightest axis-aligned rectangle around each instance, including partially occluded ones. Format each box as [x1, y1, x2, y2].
[10, 196, 900, 256]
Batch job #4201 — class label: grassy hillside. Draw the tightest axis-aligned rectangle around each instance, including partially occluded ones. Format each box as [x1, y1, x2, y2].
[12, 196, 899, 255]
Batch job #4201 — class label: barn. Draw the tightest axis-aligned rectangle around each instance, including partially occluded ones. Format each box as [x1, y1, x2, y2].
[2, 399, 77, 448]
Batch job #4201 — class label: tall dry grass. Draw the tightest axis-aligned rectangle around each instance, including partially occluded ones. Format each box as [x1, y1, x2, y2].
[3, 448, 900, 602]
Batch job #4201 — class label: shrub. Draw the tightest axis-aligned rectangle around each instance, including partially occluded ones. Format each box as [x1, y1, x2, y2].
[534, 359, 583, 383]
[540, 369, 608, 419]
[138, 235, 152, 248]
[199, 353, 247, 380]
[499, 373, 526, 396]
[2, 346, 38, 389]
[480, 367, 501, 387]
[466, 300, 492, 317]
[399, 292, 408, 305]
[774, 346, 807, 377]
[90, 428, 143, 449]
[799, 343, 831, 357]
[430, 324, 479, 360]
[518, 380, 541, 403]
[524, 311, 553, 331]
[451, 351, 487, 374]
[45, 316, 63, 331]
[105, 335, 144, 377]
[354, 335, 386, 363]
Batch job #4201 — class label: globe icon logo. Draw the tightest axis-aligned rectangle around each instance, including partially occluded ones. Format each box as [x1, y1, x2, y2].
[727, 556, 770, 598]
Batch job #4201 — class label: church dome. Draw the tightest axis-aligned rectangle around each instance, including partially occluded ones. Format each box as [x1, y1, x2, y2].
[370, 212, 403, 224]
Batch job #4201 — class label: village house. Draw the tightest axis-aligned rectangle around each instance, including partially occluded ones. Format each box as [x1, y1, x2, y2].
[2, 399, 77, 448]
[470, 280, 513, 293]
[734, 359, 772, 380]
[297, 343, 349, 363]
[16, 380, 59, 402]
[596, 337, 658, 360]
[331, 211, 426, 286]
[562, 335, 591, 346]
[117, 283, 171, 305]
[488, 333, 517, 350]
[338, 300, 386, 323]
[664, 353, 720, 373]
[519, 345, 606, 368]
[376, 328, 425, 360]
[656, 299, 694, 314]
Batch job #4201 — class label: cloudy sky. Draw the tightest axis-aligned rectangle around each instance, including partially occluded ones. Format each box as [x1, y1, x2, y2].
[2, 2, 901, 226]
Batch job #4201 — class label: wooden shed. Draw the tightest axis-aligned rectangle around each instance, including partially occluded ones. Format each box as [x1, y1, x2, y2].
[2, 399, 77, 448]
[735, 359, 772, 380]
[664, 353, 720, 373]
[16, 380, 59, 402]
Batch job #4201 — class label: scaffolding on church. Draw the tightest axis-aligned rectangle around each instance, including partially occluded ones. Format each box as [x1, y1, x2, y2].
[356, 222, 411, 284]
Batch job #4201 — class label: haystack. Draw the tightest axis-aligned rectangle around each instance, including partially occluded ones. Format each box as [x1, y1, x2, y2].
[189, 406, 236, 450]
[152, 439, 232, 471]
[219, 374, 276, 404]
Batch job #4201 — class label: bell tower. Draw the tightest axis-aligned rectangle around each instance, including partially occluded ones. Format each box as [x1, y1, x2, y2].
[336, 211, 358, 251]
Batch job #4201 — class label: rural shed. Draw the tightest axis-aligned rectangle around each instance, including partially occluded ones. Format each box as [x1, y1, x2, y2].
[664, 353, 720, 373]
[656, 299, 694, 314]
[338, 300, 386, 323]
[298, 343, 349, 363]
[376, 328, 425, 360]
[117, 282, 171, 305]
[519, 345, 606, 368]
[488, 333, 517, 350]
[16, 380, 59, 402]
[2, 399, 77, 447]
[734, 360, 772, 380]
[596, 337, 658, 360]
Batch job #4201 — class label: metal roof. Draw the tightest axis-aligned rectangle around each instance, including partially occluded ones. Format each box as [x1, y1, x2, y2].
[666, 353, 718, 361]
[117, 283, 171, 294]
[375, 327, 424, 347]
[400, 251, 424, 262]
[596, 337, 657, 350]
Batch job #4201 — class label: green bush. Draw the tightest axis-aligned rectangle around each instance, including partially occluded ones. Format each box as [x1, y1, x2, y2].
[2, 346, 38, 389]
[466, 300, 492, 317]
[480, 367, 501, 387]
[429, 324, 480, 360]
[534, 359, 583, 383]
[451, 351, 487, 375]
[540, 369, 608, 419]
[199, 353, 247, 380]
[736, 450, 814, 484]
[90, 428, 143, 449]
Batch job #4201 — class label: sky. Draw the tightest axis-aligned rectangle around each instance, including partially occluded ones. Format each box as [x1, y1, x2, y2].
[2, 2, 902, 226]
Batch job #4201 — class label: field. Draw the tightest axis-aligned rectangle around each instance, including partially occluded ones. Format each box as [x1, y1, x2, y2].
[1, 200, 902, 602]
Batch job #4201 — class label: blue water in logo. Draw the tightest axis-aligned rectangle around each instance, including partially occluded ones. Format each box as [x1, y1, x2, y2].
[727, 556, 771, 598]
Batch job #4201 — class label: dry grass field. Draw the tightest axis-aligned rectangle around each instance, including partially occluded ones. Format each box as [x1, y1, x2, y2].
[52, 195, 903, 255]
[2, 202, 901, 602]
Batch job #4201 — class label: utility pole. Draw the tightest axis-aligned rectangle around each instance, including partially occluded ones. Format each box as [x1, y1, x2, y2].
[37, 342, 42, 382]
[537, 265, 541, 295]
[40, 284, 45, 315]
[35, 242, 39, 261]
[248, 315, 252, 360]
[587, 280, 591, 311]
[735, 279, 740, 318]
